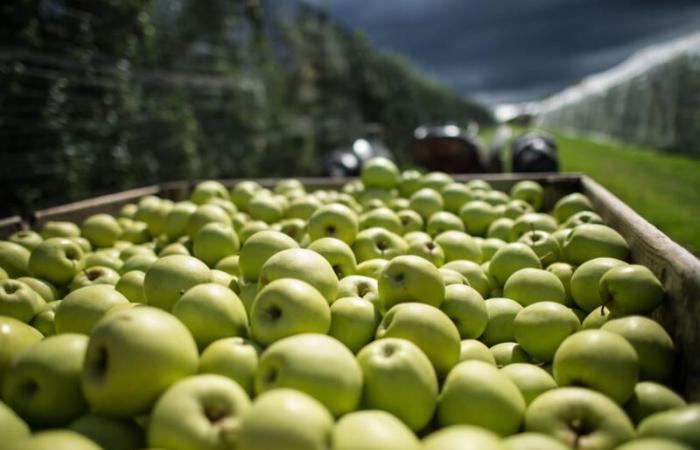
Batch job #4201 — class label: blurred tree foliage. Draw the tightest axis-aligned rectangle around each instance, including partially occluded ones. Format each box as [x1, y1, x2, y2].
[0, 0, 491, 217]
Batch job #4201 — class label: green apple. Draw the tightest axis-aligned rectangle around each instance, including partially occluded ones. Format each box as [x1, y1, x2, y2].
[70, 413, 145, 450]
[231, 181, 262, 212]
[422, 425, 506, 450]
[601, 316, 674, 382]
[410, 188, 444, 220]
[237, 281, 258, 316]
[487, 217, 515, 241]
[614, 439, 694, 450]
[286, 195, 322, 220]
[0, 279, 45, 323]
[119, 243, 154, 262]
[581, 306, 612, 329]
[0, 398, 30, 444]
[250, 278, 330, 346]
[12, 430, 103, 450]
[434, 230, 482, 263]
[360, 207, 403, 234]
[440, 284, 487, 339]
[525, 386, 634, 449]
[481, 298, 523, 346]
[438, 360, 526, 435]
[69, 266, 120, 291]
[237, 220, 269, 243]
[442, 260, 491, 296]
[332, 410, 420, 450]
[376, 302, 460, 378]
[570, 257, 627, 312]
[330, 296, 379, 353]
[70, 236, 92, 253]
[0, 316, 43, 388]
[562, 210, 604, 228]
[3, 333, 89, 427]
[513, 301, 580, 362]
[135, 197, 173, 237]
[357, 337, 438, 431]
[625, 381, 686, 424]
[81, 214, 122, 248]
[190, 180, 230, 204]
[119, 220, 151, 244]
[84, 251, 124, 272]
[563, 224, 629, 265]
[185, 204, 232, 239]
[490, 342, 532, 367]
[336, 274, 378, 301]
[258, 248, 338, 303]
[255, 333, 362, 416]
[211, 269, 233, 287]
[143, 254, 212, 311]
[55, 285, 129, 334]
[307, 203, 359, 245]
[504, 432, 570, 450]
[441, 183, 472, 213]
[40, 220, 81, 239]
[480, 237, 506, 261]
[398, 210, 424, 233]
[15, 277, 58, 303]
[489, 243, 542, 287]
[503, 268, 566, 307]
[546, 262, 575, 306]
[510, 213, 558, 241]
[165, 201, 198, 240]
[440, 268, 469, 286]
[274, 218, 307, 242]
[9, 230, 42, 251]
[148, 374, 250, 450]
[554, 193, 594, 223]
[420, 171, 453, 191]
[28, 237, 84, 286]
[119, 203, 137, 219]
[307, 237, 357, 279]
[637, 404, 700, 448]
[238, 388, 333, 450]
[459, 200, 498, 236]
[193, 222, 239, 268]
[459, 339, 497, 365]
[214, 254, 239, 275]
[31, 300, 60, 336]
[238, 230, 298, 283]
[199, 337, 261, 397]
[352, 227, 407, 262]
[500, 363, 558, 405]
[511, 180, 544, 211]
[518, 230, 560, 266]
[406, 239, 445, 267]
[503, 199, 534, 220]
[362, 157, 400, 189]
[114, 270, 145, 303]
[173, 283, 248, 350]
[553, 329, 639, 403]
[426, 211, 465, 236]
[355, 258, 390, 279]
[398, 169, 422, 197]
[599, 265, 665, 315]
[82, 306, 199, 417]
[378, 255, 444, 310]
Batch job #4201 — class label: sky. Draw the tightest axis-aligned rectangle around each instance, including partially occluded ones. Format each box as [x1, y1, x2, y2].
[314, 0, 700, 106]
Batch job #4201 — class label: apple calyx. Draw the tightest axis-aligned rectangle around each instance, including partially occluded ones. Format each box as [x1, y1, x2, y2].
[264, 305, 282, 321]
[568, 416, 593, 449]
[20, 379, 39, 398]
[86, 346, 110, 381]
[205, 402, 243, 447]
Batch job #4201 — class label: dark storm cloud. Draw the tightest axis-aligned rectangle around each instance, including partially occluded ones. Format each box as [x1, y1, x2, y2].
[321, 0, 700, 104]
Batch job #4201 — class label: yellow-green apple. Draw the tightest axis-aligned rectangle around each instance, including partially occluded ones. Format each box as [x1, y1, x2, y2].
[553, 329, 639, 403]
[442, 183, 473, 214]
[420, 171, 453, 191]
[503, 199, 534, 220]
[231, 181, 262, 212]
[31, 300, 60, 336]
[186, 204, 232, 239]
[173, 283, 248, 350]
[525, 386, 634, 448]
[143, 254, 212, 311]
[376, 302, 460, 377]
[135, 197, 172, 237]
[336, 275, 378, 301]
[255, 333, 362, 416]
[426, 211, 465, 236]
[410, 188, 444, 220]
[237, 220, 269, 243]
[84, 252, 124, 272]
[546, 262, 575, 306]
[352, 228, 407, 262]
[459, 339, 497, 365]
[398, 169, 422, 198]
[119, 203, 138, 218]
[563, 224, 629, 265]
[55, 285, 129, 334]
[518, 231, 560, 266]
[434, 230, 482, 263]
[214, 254, 239, 276]
[625, 381, 686, 424]
[511, 180, 544, 211]
[356, 337, 438, 431]
[615, 439, 694, 450]
[362, 157, 400, 189]
[81, 214, 122, 248]
[439, 268, 469, 286]
[40, 220, 80, 239]
[286, 195, 322, 220]
[601, 316, 674, 382]
[480, 237, 506, 261]
[562, 210, 604, 228]
[503, 268, 566, 307]
[250, 278, 330, 346]
[199, 337, 260, 397]
[274, 218, 306, 242]
[119, 243, 154, 262]
[193, 223, 239, 268]
[487, 217, 515, 241]
[510, 213, 558, 241]
[398, 210, 424, 233]
[82, 306, 199, 417]
[12, 430, 103, 450]
[360, 207, 403, 234]
[581, 306, 612, 329]
[232, 211, 250, 232]
[438, 360, 526, 435]
[165, 201, 198, 240]
[237, 281, 258, 316]
[332, 410, 421, 450]
[484, 189, 510, 206]
[554, 193, 594, 222]
[69, 266, 120, 291]
[489, 243, 542, 287]
[355, 258, 390, 279]
[440, 284, 487, 339]
[190, 180, 230, 205]
[238, 230, 298, 283]
[422, 425, 506, 450]
[211, 269, 233, 287]
[28, 238, 85, 286]
[0, 398, 30, 444]
[17, 276, 58, 304]
[459, 200, 498, 236]
[490, 342, 532, 367]
[307, 203, 359, 245]
[119, 220, 151, 244]
[307, 237, 357, 279]
[0, 316, 43, 390]
[9, 230, 42, 251]
[481, 298, 523, 346]
[148, 374, 250, 450]
[637, 404, 700, 448]
[329, 296, 379, 353]
[258, 248, 338, 303]
[570, 257, 627, 312]
[378, 255, 444, 310]
[3, 333, 88, 427]
[599, 265, 665, 315]
[70, 413, 145, 450]
[513, 301, 579, 362]
[114, 270, 145, 303]
[0, 279, 45, 323]
[500, 363, 558, 405]
[238, 388, 333, 450]
[504, 432, 570, 450]
[442, 260, 490, 296]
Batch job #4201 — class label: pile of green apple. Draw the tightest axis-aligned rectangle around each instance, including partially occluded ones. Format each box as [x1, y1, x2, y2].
[0, 157, 697, 450]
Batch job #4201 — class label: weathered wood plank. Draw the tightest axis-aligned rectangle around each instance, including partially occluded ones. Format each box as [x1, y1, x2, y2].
[0, 216, 25, 237]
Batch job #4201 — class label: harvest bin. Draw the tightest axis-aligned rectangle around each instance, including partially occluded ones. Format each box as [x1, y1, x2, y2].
[3, 172, 699, 401]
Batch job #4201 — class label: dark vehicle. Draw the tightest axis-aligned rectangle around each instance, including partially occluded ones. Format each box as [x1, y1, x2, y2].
[510, 130, 560, 173]
[409, 124, 489, 173]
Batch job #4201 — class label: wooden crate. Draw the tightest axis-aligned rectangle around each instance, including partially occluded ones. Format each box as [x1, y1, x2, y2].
[2, 173, 699, 399]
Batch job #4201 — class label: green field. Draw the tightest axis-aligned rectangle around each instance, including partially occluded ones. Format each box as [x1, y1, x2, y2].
[493, 128, 700, 256]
